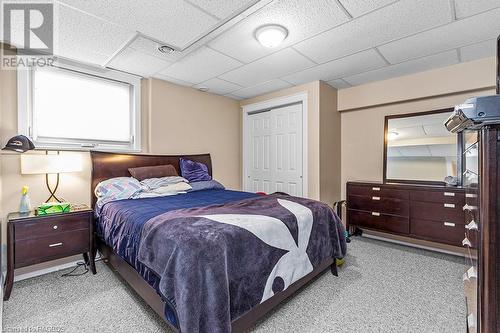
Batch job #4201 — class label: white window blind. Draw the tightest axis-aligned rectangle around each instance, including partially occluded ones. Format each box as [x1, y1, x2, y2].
[18, 62, 141, 151]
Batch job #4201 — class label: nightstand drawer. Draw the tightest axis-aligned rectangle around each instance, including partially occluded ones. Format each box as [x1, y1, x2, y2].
[14, 230, 90, 267]
[15, 213, 89, 240]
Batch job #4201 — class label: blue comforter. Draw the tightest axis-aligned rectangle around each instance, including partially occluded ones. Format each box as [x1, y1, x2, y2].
[96, 190, 259, 325]
[97, 190, 346, 332]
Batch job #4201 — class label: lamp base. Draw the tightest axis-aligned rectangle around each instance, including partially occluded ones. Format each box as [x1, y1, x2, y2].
[45, 173, 62, 203]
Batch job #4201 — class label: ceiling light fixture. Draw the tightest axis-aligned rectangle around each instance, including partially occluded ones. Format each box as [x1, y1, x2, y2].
[158, 45, 175, 54]
[255, 24, 288, 48]
[387, 131, 399, 141]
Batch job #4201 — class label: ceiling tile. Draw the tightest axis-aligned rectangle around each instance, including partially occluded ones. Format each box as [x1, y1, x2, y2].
[339, 0, 398, 17]
[219, 48, 314, 86]
[158, 47, 242, 84]
[58, 0, 217, 49]
[460, 39, 496, 62]
[231, 79, 292, 98]
[224, 93, 245, 100]
[378, 8, 500, 64]
[428, 144, 456, 157]
[327, 79, 351, 89]
[107, 48, 172, 77]
[454, 0, 500, 19]
[187, 0, 257, 19]
[281, 49, 386, 85]
[294, 0, 452, 64]
[153, 74, 194, 87]
[193, 78, 242, 95]
[209, 0, 349, 63]
[344, 50, 459, 86]
[56, 4, 135, 66]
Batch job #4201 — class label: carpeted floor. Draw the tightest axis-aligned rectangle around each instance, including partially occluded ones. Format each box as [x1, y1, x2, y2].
[3, 237, 466, 333]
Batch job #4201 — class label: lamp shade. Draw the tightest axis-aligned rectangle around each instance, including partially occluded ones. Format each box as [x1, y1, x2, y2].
[21, 154, 83, 174]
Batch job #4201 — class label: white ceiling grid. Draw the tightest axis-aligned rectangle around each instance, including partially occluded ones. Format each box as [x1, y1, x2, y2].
[35, 0, 500, 99]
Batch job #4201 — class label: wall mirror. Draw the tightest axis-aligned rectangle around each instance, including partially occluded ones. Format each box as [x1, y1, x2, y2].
[384, 109, 461, 185]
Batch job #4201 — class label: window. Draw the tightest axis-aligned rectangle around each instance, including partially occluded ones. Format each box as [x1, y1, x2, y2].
[18, 61, 141, 151]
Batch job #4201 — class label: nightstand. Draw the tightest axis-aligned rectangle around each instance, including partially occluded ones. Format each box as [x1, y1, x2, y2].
[3, 209, 96, 301]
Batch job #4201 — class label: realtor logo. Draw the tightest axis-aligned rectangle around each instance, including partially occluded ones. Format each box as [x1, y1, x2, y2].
[2, 2, 54, 56]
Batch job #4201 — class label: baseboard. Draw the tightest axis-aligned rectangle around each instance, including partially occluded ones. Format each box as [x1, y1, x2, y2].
[13, 260, 81, 282]
[361, 233, 465, 257]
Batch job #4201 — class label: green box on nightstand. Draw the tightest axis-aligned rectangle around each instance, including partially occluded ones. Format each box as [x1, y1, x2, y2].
[36, 202, 71, 215]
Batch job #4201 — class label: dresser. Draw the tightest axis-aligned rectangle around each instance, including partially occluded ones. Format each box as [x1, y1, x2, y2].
[346, 181, 465, 247]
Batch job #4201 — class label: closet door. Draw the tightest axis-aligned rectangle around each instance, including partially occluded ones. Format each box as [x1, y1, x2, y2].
[246, 103, 303, 196]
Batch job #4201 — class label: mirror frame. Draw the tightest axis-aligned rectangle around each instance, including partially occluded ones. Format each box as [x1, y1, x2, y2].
[383, 108, 463, 186]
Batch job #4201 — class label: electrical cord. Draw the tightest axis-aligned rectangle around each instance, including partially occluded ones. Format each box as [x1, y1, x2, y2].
[61, 254, 102, 277]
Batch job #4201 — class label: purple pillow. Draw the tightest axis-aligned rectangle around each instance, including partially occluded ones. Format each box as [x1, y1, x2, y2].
[180, 158, 212, 182]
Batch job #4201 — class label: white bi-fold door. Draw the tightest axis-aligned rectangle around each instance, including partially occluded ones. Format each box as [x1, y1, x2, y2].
[245, 103, 303, 196]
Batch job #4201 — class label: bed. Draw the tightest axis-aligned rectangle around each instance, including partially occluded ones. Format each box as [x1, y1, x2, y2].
[90, 151, 346, 332]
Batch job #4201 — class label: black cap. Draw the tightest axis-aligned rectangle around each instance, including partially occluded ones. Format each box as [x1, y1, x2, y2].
[2, 135, 35, 153]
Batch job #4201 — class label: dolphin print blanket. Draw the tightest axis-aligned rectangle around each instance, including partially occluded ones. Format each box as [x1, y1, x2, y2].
[137, 193, 346, 333]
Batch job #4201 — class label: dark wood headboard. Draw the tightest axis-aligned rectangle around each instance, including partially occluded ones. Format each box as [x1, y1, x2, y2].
[90, 151, 212, 208]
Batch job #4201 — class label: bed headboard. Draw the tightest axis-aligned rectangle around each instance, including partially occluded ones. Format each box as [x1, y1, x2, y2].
[90, 151, 212, 208]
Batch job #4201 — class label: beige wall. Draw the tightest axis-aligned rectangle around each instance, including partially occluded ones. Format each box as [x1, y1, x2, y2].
[0, 65, 241, 274]
[339, 58, 497, 198]
[240, 81, 341, 205]
[147, 78, 242, 189]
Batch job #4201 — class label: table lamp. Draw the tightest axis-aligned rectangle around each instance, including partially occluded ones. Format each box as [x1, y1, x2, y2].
[20, 153, 83, 203]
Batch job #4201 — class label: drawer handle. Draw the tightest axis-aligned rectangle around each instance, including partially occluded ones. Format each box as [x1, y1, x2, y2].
[462, 237, 472, 247]
[443, 222, 455, 227]
[444, 192, 455, 197]
[467, 314, 476, 328]
[372, 187, 380, 191]
[371, 212, 380, 216]
[465, 193, 477, 198]
[463, 204, 477, 212]
[53, 225, 58, 230]
[49, 242, 63, 248]
[467, 266, 477, 279]
[372, 196, 380, 201]
[465, 220, 478, 231]
[444, 203, 455, 208]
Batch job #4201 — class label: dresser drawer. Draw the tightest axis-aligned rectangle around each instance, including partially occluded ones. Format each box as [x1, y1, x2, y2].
[15, 213, 90, 240]
[410, 219, 464, 246]
[348, 194, 409, 217]
[15, 230, 90, 268]
[410, 201, 465, 224]
[410, 190, 465, 205]
[347, 184, 409, 200]
[348, 210, 409, 234]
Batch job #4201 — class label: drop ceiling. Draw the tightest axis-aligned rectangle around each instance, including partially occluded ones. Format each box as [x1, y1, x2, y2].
[16, 0, 500, 99]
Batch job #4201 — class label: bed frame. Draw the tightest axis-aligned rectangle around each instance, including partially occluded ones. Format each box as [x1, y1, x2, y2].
[90, 151, 337, 332]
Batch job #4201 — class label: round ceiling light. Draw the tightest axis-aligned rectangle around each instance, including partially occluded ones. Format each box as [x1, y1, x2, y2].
[255, 25, 288, 48]
[387, 131, 399, 141]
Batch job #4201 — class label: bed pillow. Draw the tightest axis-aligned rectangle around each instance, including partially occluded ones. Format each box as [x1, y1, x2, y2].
[180, 158, 211, 182]
[140, 176, 188, 190]
[95, 177, 143, 211]
[188, 180, 225, 192]
[128, 164, 178, 181]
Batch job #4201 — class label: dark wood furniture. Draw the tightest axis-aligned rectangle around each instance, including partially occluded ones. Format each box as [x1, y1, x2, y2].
[346, 181, 465, 247]
[90, 151, 338, 333]
[461, 126, 500, 333]
[3, 209, 95, 301]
